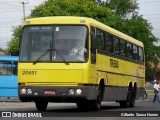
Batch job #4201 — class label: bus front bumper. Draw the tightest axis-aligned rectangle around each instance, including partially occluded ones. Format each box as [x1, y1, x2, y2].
[18, 86, 98, 102]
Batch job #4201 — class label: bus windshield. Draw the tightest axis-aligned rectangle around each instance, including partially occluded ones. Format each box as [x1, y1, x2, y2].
[20, 25, 88, 63]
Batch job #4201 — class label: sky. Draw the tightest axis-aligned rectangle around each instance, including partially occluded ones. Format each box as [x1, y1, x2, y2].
[0, 0, 160, 49]
[0, 0, 45, 49]
[138, 0, 160, 45]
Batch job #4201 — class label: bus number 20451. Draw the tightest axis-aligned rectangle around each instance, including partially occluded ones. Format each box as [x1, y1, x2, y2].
[22, 71, 37, 75]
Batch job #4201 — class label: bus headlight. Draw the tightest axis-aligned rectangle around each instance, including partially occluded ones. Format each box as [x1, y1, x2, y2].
[68, 89, 75, 95]
[27, 88, 33, 94]
[21, 88, 26, 94]
[76, 89, 82, 95]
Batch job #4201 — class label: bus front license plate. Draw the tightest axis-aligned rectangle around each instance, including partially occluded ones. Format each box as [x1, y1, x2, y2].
[44, 90, 56, 95]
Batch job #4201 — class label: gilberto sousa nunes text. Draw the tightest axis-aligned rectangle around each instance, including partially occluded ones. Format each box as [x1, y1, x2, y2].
[121, 112, 159, 117]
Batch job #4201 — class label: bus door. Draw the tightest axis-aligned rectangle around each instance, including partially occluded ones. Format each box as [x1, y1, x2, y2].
[0, 61, 18, 97]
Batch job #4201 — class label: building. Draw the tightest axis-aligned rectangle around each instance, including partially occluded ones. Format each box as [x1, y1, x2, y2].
[149, 62, 160, 83]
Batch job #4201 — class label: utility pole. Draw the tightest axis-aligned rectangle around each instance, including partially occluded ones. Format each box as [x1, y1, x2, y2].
[21, 2, 29, 21]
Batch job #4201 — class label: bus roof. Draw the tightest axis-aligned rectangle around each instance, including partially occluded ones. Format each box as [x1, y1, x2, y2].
[24, 16, 143, 47]
[0, 56, 19, 61]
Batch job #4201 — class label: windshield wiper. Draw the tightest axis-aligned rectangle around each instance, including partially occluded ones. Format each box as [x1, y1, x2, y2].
[53, 49, 69, 65]
[33, 49, 51, 65]
[33, 48, 69, 65]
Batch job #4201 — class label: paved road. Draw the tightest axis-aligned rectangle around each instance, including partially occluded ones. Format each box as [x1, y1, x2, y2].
[0, 95, 160, 119]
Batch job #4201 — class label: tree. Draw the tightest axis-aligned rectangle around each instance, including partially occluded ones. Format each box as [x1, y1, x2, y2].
[30, 0, 122, 27]
[7, 26, 22, 55]
[122, 15, 160, 80]
[100, 0, 160, 80]
[101, 0, 139, 18]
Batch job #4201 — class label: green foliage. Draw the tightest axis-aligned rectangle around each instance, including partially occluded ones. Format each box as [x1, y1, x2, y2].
[100, 0, 160, 79]
[103, 0, 139, 18]
[30, 0, 125, 35]
[30, 0, 122, 26]
[120, 15, 158, 63]
[7, 26, 22, 55]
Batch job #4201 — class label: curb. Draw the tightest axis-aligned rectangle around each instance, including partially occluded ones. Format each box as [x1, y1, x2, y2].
[0, 97, 20, 102]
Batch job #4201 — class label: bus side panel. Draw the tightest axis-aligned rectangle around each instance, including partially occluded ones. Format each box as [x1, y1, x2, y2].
[95, 53, 145, 101]
[103, 86, 128, 101]
[0, 76, 18, 97]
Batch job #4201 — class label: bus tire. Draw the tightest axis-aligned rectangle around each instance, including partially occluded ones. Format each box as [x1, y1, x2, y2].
[89, 85, 103, 111]
[76, 101, 87, 111]
[119, 91, 131, 108]
[119, 100, 129, 108]
[129, 90, 135, 107]
[35, 100, 48, 111]
[89, 100, 101, 111]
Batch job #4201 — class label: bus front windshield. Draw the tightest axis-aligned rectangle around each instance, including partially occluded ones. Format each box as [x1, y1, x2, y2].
[20, 25, 88, 63]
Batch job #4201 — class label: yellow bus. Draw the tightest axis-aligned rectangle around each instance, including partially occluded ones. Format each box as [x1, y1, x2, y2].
[18, 16, 145, 111]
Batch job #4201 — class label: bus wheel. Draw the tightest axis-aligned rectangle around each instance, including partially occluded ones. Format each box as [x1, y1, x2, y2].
[119, 100, 129, 108]
[119, 92, 131, 108]
[129, 90, 135, 107]
[76, 101, 87, 111]
[35, 100, 48, 111]
[89, 85, 103, 111]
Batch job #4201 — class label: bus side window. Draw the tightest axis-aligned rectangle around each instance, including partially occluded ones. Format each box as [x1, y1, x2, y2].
[138, 47, 144, 64]
[120, 39, 126, 57]
[105, 34, 113, 54]
[126, 42, 133, 59]
[133, 45, 138, 61]
[96, 29, 105, 52]
[0, 61, 12, 76]
[113, 37, 120, 55]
